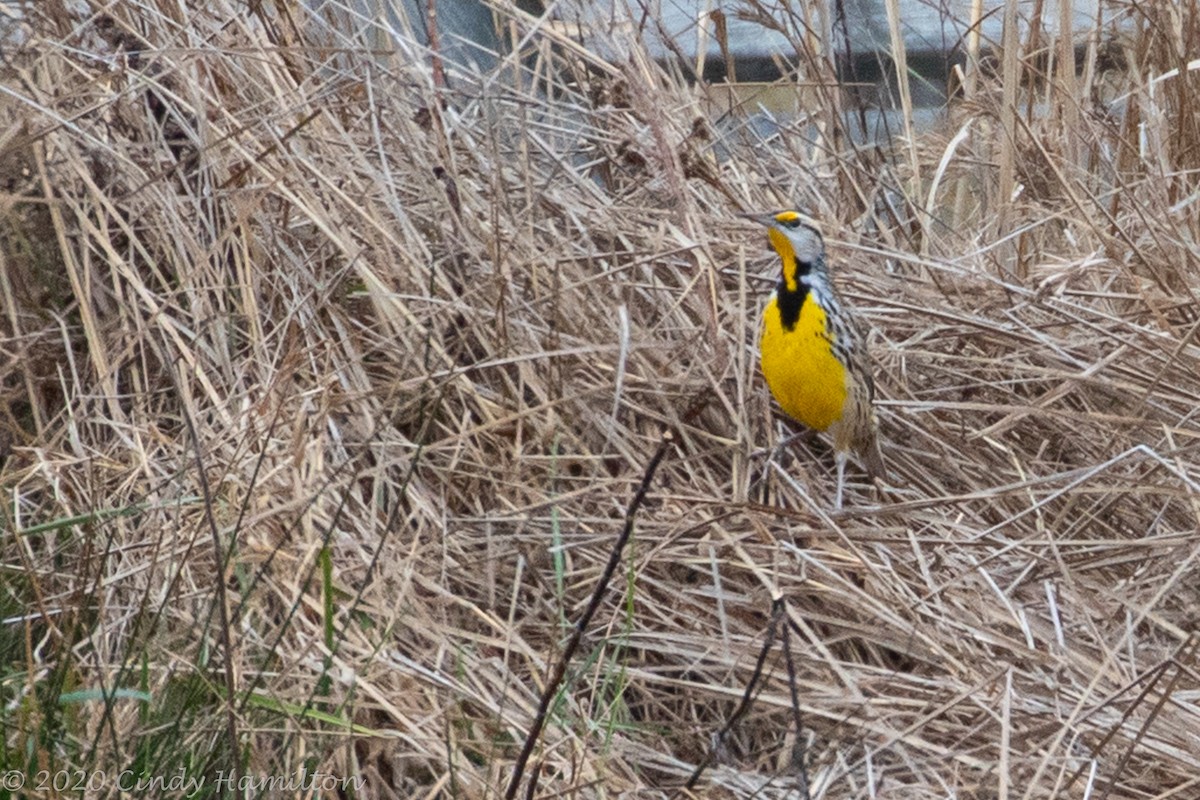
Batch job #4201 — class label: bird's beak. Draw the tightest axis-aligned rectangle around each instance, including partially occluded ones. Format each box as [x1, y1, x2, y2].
[738, 212, 776, 228]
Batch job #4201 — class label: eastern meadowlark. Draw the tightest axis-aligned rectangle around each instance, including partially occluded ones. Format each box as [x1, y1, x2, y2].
[748, 211, 885, 508]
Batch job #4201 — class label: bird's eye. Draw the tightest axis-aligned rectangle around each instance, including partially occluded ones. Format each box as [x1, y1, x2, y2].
[783, 217, 801, 229]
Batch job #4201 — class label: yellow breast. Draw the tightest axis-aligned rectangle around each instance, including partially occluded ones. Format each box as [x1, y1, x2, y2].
[760, 291, 848, 431]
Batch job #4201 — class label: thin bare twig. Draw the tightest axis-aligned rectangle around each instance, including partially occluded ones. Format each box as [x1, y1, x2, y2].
[505, 431, 675, 800]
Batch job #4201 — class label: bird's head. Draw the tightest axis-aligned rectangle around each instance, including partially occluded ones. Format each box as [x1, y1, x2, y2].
[741, 210, 825, 291]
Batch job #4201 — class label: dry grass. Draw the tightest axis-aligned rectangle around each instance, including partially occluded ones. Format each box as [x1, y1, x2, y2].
[2, 0, 1200, 798]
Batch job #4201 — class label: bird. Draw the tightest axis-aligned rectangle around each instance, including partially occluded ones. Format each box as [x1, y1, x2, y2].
[747, 210, 885, 508]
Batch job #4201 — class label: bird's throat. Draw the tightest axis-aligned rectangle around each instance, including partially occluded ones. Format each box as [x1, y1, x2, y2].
[768, 228, 800, 292]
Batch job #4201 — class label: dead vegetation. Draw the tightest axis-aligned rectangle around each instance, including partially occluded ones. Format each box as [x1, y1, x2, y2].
[2, 1, 1200, 798]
